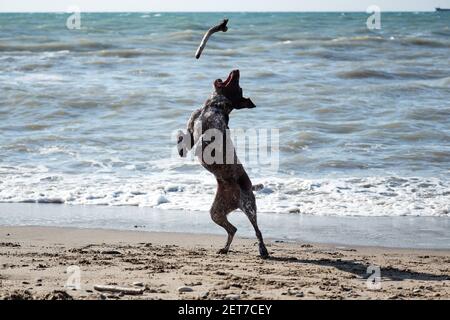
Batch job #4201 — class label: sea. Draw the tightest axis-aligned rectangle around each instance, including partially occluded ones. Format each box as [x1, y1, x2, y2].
[0, 12, 449, 220]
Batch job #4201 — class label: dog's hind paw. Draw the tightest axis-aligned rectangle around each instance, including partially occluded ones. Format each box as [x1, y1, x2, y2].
[217, 248, 229, 255]
[259, 246, 269, 259]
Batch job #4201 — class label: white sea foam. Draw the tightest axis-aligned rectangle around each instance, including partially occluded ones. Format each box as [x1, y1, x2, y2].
[0, 163, 448, 217]
[16, 73, 65, 83]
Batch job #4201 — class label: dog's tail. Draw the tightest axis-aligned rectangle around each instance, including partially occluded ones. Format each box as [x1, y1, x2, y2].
[252, 184, 264, 192]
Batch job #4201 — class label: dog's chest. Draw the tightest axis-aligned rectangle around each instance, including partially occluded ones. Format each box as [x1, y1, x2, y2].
[194, 107, 228, 139]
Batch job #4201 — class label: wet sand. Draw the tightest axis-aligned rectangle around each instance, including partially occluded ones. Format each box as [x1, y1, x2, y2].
[1, 203, 449, 249]
[0, 226, 449, 300]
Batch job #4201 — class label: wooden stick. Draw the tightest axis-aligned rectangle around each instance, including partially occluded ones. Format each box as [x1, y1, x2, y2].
[94, 285, 144, 295]
[195, 19, 229, 59]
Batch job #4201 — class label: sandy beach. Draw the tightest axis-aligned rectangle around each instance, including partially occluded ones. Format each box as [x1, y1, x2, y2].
[0, 226, 448, 300]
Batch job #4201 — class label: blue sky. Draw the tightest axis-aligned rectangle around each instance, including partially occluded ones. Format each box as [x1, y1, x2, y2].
[1, 0, 449, 12]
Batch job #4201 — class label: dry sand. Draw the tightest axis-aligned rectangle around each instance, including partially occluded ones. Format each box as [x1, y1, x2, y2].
[0, 226, 448, 300]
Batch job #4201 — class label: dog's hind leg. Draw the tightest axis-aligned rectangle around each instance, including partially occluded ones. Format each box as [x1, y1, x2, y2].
[210, 210, 236, 254]
[210, 182, 239, 254]
[239, 188, 269, 259]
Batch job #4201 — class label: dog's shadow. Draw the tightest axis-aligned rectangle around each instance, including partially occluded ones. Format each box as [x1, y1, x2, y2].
[267, 256, 449, 282]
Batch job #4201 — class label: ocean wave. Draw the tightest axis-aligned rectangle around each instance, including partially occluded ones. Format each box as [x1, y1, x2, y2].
[252, 71, 278, 79]
[15, 73, 66, 83]
[16, 63, 53, 71]
[432, 28, 450, 37]
[98, 49, 145, 58]
[277, 39, 321, 49]
[323, 35, 450, 50]
[297, 49, 361, 61]
[97, 48, 174, 58]
[0, 40, 114, 52]
[328, 35, 386, 46]
[281, 132, 330, 152]
[337, 69, 395, 80]
[401, 37, 450, 48]
[318, 160, 369, 170]
[416, 76, 450, 88]
[164, 30, 198, 41]
[0, 164, 448, 217]
[277, 35, 386, 52]
[336, 69, 445, 80]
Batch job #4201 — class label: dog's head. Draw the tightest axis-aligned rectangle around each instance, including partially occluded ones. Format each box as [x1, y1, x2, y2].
[214, 70, 255, 110]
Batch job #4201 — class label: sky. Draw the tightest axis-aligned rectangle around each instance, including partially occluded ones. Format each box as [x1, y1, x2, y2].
[1, 0, 449, 12]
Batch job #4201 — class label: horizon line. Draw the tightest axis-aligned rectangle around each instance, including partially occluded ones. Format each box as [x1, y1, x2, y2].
[0, 10, 442, 13]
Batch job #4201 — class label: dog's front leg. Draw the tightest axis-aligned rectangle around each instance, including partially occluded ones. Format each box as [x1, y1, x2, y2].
[177, 108, 201, 157]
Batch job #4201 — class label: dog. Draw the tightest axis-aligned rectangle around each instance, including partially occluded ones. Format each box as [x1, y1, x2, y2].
[177, 69, 269, 259]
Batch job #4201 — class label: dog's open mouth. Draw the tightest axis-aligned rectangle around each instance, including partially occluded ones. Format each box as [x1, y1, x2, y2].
[213, 69, 254, 109]
[215, 69, 240, 89]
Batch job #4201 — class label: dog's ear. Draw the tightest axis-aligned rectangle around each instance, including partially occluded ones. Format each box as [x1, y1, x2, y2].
[235, 97, 256, 109]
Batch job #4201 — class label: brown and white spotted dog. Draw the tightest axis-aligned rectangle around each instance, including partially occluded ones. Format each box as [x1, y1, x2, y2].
[177, 70, 269, 259]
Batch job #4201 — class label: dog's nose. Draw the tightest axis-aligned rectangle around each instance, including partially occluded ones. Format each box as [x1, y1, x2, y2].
[232, 70, 240, 77]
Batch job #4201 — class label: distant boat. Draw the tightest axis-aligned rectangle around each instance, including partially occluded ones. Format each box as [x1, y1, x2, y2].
[436, 7, 450, 11]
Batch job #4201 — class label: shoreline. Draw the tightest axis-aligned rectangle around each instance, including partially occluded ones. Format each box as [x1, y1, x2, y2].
[1, 226, 449, 300]
[0, 203, 449, 250]
[1, 224, 450, 253]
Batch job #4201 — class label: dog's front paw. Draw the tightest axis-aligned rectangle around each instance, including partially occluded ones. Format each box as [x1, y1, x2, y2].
[176, 130, 188, 158]
[176, 130, 185, 143]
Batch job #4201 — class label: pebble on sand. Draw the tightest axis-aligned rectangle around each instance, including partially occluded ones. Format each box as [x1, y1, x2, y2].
[133, 282, 144, 287]
[101, 250, 122, 255]
[44, 290, 73, 300]
[178, 286, 194, 293]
